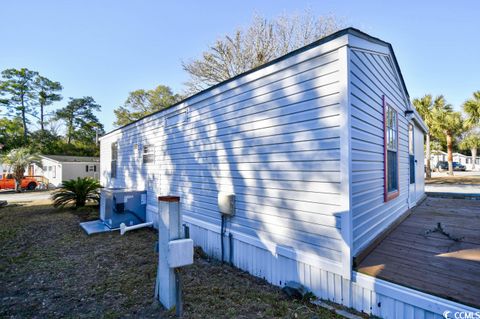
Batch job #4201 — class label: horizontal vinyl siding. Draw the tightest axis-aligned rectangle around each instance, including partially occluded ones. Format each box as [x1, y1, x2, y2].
[350, 48, 410, 255]
[100, 47, 345, 264]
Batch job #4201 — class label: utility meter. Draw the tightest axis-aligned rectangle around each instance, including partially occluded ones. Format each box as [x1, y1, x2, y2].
[218, 192, 235, 216]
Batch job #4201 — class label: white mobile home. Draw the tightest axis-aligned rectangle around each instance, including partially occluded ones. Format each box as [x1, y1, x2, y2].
[100, 29, 477, 316]
[466, 154, 480, 170]
[453, 152, 479, 171]
[453, 152, 467, 166]
[32, 155, 99, 187]
[429, 150, 447, 169]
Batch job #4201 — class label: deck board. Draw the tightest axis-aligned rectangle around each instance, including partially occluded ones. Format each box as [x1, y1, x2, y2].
[356, 197, 480, 308]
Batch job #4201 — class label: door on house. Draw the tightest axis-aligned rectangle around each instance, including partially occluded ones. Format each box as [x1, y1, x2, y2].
[408, 123, 426, 207]
[414, 124, 425, 201]
[408, 124, 416, 207]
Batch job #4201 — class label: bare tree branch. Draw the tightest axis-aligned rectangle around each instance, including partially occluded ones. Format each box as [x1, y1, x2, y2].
[182, 11, 345, 96]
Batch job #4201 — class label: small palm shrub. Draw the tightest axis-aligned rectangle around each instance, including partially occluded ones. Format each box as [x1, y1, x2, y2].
[52, 177, 102, 209]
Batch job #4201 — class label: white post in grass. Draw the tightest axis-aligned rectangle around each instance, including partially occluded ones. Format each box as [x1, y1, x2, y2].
[155, 196, 181, 309]
[155, 195, 193, 316]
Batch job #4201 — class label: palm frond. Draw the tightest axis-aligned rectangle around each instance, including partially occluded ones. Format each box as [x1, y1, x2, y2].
[52, 177, 102, 209]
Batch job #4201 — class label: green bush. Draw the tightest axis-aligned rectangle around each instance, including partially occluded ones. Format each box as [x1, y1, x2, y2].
[52, 177, 101, 209]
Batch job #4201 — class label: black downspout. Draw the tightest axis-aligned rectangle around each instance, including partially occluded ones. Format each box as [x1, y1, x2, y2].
[220, 215, 225, 263]
[228, 232, 233, 266]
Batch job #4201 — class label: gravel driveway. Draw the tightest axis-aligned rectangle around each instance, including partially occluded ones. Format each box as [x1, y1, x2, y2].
[0, 190, 53, 203]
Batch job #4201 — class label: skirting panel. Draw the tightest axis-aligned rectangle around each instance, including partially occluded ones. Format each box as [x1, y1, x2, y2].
[185, 218, 479, 319]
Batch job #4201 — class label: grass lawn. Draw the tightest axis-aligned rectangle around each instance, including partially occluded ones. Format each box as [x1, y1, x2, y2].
[425, 175, 480, 185]
[0, 201, 344, 318]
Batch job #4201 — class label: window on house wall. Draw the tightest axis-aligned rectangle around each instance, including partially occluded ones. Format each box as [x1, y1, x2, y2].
[143, 144, 154, 164]
[408, 124, 415, 184]
[86, 165, 96, 172]
[111, 142, 118, 178]
[384, 96, 399, 201]
[52, 166, 56, 178]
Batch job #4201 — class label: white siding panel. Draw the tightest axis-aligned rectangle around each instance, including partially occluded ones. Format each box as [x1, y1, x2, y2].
[100, 46, 345, 267]
[185, 219, 477, 318]
[349, 48, 411, 255]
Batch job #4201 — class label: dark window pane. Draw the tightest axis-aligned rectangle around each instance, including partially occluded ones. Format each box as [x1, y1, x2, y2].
[387, 150, 398, 192]
[409, 155, 415, 184]
[111, 142, 118, 159]
[143, 154, 154, 164]
[111, 142, 118, 178]
[386, 106, 398, 151]
[111, 160, 117, 178]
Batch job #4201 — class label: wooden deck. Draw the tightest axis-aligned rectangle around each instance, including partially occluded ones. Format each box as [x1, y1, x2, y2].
[356, 197, 480, 308]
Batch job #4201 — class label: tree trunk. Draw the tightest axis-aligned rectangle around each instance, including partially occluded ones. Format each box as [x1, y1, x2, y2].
[21, 95, 28, 143]
[472, 148, 477, 171]
[425, 134, 431, 179]
[67, 128, 72, 144]
[14, 178, 21, 192]
[67, 118, 73, 144]
[446, 133, 454, 175]
[40, 102, 45, 132]
[14, 167, 25, 193]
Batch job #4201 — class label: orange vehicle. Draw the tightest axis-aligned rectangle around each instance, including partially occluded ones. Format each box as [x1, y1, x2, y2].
[0, 173, 38, 190]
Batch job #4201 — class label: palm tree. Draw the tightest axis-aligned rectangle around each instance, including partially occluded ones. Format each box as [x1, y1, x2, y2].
[413, 95, 434, 178]
[1, 148, 41, 192]
[52, 177, 101, 208]
[463, 91, 480, 128]
[459, 133, 480, 170]
[432, 102, 464, 175]
[430, 140, 443, 153]
[413, 95, 449, 178]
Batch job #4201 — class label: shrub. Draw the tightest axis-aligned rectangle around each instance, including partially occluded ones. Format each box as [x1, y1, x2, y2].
[52, 177, 101, 209]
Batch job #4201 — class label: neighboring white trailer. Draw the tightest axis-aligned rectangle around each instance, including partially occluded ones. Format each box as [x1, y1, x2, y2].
[31, 155, 99, 187]
[99, 28, 476, 317]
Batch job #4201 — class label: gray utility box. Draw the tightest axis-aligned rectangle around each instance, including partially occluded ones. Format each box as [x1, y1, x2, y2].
[100, 188, 147, 229]
[218, 192, 235, 216]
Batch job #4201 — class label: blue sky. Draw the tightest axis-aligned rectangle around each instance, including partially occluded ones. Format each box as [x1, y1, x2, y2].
[1, 1, 479, 132]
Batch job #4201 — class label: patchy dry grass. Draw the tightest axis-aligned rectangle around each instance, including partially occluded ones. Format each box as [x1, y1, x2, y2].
[426, 175, 480, 185]
[0, 202, 344, 318]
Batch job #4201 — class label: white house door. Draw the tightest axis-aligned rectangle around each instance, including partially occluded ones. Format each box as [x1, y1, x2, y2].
[408, 124, 416, 207]
[408, 123, 425, 208]
[414, 124, 425, 201]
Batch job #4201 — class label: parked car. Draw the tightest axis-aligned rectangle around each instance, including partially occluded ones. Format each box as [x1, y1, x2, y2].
[0, 174, 38, 190]
[453, 162, 466, 171]
[435, 161, 448, 171]
[435, 161, 466, 172]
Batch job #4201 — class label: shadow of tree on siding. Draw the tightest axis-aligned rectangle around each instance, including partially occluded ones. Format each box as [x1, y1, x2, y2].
[104, 48, 349, 304]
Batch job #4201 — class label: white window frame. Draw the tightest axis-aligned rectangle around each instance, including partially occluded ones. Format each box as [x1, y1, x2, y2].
[143, 144, 155, 164]
[383, 96, 399, 202]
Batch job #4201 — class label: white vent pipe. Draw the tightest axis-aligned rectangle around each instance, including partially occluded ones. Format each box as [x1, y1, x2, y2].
[120, 222, 153, 235]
